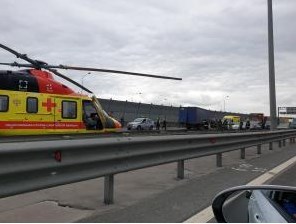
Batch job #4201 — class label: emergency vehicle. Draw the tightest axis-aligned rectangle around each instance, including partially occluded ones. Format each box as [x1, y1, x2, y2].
[0, 44, 181, 135]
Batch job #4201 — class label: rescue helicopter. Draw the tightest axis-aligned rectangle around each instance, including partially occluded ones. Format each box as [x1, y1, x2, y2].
[0, 44, 181, 136]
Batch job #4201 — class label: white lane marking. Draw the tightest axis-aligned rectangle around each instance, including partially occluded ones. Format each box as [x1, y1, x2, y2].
[184, 206, 213, 223]
[247, 155, 296, 186]
[183, 155, 296, 223]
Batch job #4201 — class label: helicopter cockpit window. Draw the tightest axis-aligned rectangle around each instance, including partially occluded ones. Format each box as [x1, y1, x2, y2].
[82, 100, 104, 130]
[0, 95, 8, 112]
[26, 97, 38, 113]
[82, 100, 97, 118]
[62, 101, 77, 119]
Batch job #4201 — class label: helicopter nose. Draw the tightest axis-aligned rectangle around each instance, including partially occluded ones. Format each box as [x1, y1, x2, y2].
[114, 120, 122, 129]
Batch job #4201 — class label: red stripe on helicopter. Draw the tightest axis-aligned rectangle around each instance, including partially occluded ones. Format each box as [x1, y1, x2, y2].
[0, 121, 85, 129]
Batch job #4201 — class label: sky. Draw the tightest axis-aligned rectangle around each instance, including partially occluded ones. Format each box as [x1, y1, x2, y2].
[0, 0, 296, 115]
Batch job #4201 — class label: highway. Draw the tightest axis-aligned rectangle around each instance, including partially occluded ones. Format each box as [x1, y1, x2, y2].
[0, 134, 296, 222]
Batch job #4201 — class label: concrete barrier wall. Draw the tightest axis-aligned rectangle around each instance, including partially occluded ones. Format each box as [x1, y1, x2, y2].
[98, 98, 249, 126]
[99, 99, 179, 125]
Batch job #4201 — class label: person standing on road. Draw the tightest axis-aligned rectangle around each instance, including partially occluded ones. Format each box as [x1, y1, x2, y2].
[162, 118, 167, 131]
[156, 118, 160, 130]
[222, 119, 228, 130]
[120, 116, 125, 127]
[246, 120, 251, 130]
[218, 119, 223, 131]
[239, 120, 243, 130]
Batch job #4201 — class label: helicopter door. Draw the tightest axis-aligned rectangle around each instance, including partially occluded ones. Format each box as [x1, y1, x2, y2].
[53, 97, 81, 131]
[82, 100, 103, 130]
[53, 97, 62, 130]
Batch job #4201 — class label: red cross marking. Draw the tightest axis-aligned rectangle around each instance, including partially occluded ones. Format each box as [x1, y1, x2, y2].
[42, 98, 56, 112]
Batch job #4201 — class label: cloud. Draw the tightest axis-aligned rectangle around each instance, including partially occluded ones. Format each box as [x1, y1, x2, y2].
[0, 0, 295, 115]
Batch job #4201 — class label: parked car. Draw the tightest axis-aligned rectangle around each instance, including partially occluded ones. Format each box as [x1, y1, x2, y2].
[127, 118, 154, 130]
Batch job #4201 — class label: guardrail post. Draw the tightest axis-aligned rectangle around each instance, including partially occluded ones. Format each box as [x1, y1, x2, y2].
[104, 174, 114, 205]
[283, 139, 286, 147]
[240, 148, 245, 159]
[269, 142, 273, 150]
[216, 153, 222, 167]
[177, 160, 185, 179]
[278, 140, 282, 148]
[257, 145, 262, 154]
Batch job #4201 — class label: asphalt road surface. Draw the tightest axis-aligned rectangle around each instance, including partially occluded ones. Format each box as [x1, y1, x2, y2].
[0, 140, 296, 222]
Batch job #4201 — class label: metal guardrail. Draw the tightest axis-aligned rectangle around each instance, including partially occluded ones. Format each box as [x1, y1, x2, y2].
[0, 130, 296, 204]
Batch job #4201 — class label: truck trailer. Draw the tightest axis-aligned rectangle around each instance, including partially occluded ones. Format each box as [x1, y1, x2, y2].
[179, 107, 220, 129]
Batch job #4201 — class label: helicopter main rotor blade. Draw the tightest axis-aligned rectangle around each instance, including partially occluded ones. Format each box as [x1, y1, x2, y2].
[49, 65, 182, 81]
[0, 44, 41, 69]
[0, 43, 182, 94]
[0, 62, 182, 81]
[0, 62, 33, 68]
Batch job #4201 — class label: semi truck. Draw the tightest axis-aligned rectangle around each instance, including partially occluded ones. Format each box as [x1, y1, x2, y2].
[178, 107, 219, 129]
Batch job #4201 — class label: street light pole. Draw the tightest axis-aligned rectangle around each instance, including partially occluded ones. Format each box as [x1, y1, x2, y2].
[81, 72, 91, 93]
[224, 95, 229, 112]
[267, 0, 277, 130]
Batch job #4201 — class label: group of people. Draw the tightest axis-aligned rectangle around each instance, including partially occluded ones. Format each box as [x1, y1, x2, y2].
[203, 119, 231, 131]
[155, 118, 167, 130]
[201, 119, 229, 130]
[202, 119, 265, 131]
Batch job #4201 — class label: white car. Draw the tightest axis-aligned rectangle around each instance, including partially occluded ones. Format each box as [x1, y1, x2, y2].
[212, 185, 296, 223]
[127, 118, 155, 130]
[248, 190, 289, 223]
